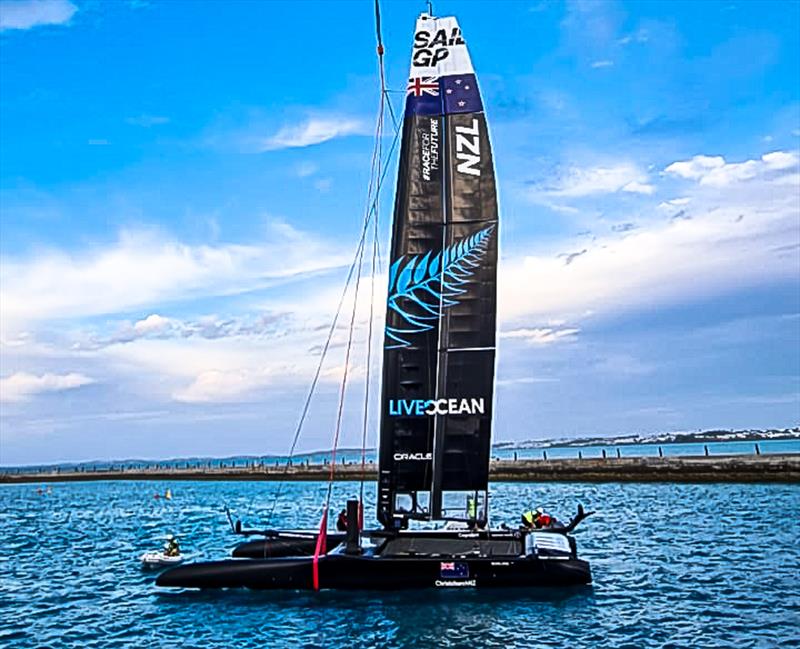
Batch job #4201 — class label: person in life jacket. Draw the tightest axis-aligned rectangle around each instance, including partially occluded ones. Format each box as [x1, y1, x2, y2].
[536, 509, 553, 528]
[521, 507, 554, 529]
[336, 508, 348, 532]
[466, 496, 477, 520]
[163, 534, 180, 557]
[467, 496, 487, 530]
[521, 509, 538, 529]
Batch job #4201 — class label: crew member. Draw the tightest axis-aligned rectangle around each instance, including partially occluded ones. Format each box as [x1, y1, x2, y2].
[164, 534, 181, 557]
[522, 507, 554, 529]
[536, 509, 553, 528]
[336, 508, 348, 532]
[466, 496, 477, 520]
[521, 509, 538, 529]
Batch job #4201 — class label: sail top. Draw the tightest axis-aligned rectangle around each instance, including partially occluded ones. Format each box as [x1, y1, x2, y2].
[409, 15, 475, 79]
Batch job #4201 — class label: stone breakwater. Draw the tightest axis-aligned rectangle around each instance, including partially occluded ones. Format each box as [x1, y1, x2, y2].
[2, 454, 798, 484]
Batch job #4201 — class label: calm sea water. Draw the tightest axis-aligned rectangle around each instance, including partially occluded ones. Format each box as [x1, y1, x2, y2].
[1, 480, 798, 648]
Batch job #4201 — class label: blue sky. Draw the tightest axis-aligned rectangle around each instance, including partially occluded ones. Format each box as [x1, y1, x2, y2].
[0, 0, 798, 465]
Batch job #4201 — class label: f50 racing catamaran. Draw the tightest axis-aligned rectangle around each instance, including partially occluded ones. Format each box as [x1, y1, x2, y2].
[157, 8, 592, 591]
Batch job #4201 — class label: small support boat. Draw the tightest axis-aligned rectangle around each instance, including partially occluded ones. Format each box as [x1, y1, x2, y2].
[140, 551, 184, 570]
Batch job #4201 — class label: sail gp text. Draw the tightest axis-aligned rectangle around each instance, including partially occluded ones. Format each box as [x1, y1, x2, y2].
[388, 398, 485, 417]
[412, 27, 464, 67]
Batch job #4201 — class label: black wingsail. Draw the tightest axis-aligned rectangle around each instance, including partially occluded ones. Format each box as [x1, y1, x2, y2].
[378, 13, 498, 528]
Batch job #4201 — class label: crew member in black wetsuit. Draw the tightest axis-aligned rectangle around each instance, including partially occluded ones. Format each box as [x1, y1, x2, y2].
[336, 508, 348, 532]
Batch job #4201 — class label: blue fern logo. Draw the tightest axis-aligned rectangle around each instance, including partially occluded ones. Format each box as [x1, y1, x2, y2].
[385, 224, 495, 348]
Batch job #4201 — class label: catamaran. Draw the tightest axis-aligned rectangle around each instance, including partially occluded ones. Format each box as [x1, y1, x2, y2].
[157, 9, 592, 591]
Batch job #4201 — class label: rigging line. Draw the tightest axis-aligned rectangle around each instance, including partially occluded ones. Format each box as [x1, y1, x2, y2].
[363, 113, 401, 271]
[264, 213, 372, 527]
[324, 190, 369, 513]
[371, 117, 399, 275]
[365, 107, 401, 225]
[323, 47, 388, 514]
[266, 0, 399, 527]
[360, 172, 382, 507]
[384, 89, 401, 131]
[328, 98, 384, 475]
[359, 0, 393, 511]
[361, 53, 387, 511]
[365, 120, 399, 216]
[374, 0, 384, 57]
[267, 99, 389, 523]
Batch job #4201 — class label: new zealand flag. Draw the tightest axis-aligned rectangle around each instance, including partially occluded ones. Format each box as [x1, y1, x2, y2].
[440, 561, 470, 578]
[442, 74, 483, 115]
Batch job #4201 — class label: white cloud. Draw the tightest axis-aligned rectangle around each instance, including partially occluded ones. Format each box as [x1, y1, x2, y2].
[621, 181, 655, 195]
[77, 271, 380, 403]
[590, 60, 614, 68]
[589, 353, 654, 377]
[314, 178, 333, 192]
[762, 151, 799, 170]
[0, 372, 94, 402]
[0, 0, 76, 31]
[295, 162, 319, 177]
[501, 154, 800, 323]
[0, 222, 349, 332]
[132, 314, 174, 336]
[259, 116, 367, 151]
[496, 376, 560, 386]
[538, 162, 654, 197]
[0, 248, 382, 406]
[663, 155, 724, 181]
[126, 115, 170, 127]
[76, 311, 289, 350]
[95, 322, 347, 403]
[500, 327, 580, 344]
[658, 197, 691, 209]
[173, 368, 273, 403]
[664, 150, 799, 187]
[617, 28, 650, 45]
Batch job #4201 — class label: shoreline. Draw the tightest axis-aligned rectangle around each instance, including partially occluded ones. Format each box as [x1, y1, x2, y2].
[2, 454, 798, 484]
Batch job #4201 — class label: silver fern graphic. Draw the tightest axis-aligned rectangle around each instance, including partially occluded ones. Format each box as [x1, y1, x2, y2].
[385, 224, 495, 348]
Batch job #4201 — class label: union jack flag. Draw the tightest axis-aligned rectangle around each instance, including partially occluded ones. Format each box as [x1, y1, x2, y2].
[440, 562, 455, 571]
[407, 77, 439, 97]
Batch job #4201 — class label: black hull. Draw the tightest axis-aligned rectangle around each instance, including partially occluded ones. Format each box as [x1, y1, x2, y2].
[232, 533, 346, 559]
[156, 554, 591, 590]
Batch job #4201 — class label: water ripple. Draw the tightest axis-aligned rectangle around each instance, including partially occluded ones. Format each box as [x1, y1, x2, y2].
[0, 481, 797, 648]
